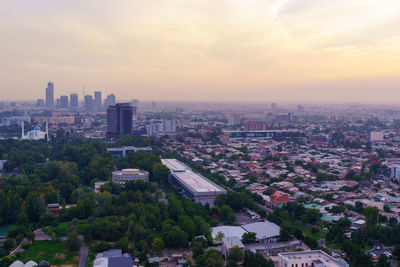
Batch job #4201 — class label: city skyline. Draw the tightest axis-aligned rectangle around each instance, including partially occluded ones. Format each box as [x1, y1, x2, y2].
[1, 0, 400, 103]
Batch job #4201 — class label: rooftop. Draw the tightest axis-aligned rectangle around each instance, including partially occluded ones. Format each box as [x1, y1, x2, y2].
[241, 221, 280, 240]
[279, 250, 348, 267]
[161, 158, 190, 172]
[162, 159, 226, 194]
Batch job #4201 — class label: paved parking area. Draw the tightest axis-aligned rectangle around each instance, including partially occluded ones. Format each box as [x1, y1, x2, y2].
[236, 212, 256, 225]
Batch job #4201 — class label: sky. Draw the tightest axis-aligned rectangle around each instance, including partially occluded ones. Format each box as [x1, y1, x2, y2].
[1, 0, 400, 103]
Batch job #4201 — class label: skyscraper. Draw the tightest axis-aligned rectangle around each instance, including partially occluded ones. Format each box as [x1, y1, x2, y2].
[107, 103, 133, 139]
[94, 91, 102, 110]
[46, 82, 54, 107]
[36, 99, 44, 107]
[60, 95, 69, 109]
[104, 94, 116, 107]
[70, 93, 78, 109]
[132, 99, 139, 108]
[84, 95, 93, 111]
[132, 99, 139, 119]
[271, 103, 277, 114]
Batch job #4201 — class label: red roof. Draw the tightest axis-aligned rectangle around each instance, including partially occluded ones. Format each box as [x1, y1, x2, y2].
[270, 192, 287, 200]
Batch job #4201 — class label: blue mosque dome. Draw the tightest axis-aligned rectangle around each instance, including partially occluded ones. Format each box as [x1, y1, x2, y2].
[33, 126, 41, 131]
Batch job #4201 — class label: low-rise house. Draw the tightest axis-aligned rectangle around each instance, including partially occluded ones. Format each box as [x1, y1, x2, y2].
[270, 192, 290, 207]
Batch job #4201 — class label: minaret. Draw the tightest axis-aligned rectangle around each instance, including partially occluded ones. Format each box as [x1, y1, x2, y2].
[45, 121, 49, 141]
[21, 121, 25, 139]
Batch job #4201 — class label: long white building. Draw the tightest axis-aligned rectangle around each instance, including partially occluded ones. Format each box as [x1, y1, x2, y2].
[161, 159, 226, 206]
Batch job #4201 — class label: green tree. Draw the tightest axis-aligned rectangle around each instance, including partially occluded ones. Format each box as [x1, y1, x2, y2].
[305, 209, 320, 224]
[66, 224, 81, 251]
[364, 206, 379, 228]
[152, 163, 170, 184]
[392, 244, 400, 259]
[195, 249, 224, 267]
[228, 246, 243, 266]
[3, 238, 16, 251]
[179, 215, 196, 240]
[242, 232, 257, 244]
[152, 237, 164, 255]
[162, 226, 188, 248]
[25, 192, 44, 222]
[243, 251, 274, 267]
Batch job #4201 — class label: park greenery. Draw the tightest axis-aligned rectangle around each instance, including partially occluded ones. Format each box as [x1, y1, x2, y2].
[0, 133, 270, 266]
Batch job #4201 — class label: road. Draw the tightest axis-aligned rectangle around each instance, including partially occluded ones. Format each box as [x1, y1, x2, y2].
[368, 241, 394, 258]
[79, 238, 88, 267]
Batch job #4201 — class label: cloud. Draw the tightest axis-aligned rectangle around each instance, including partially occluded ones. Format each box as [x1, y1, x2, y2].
[0, 0, 400, 102]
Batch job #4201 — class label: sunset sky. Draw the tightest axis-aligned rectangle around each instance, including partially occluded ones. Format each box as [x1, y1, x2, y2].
[1, 0, 400, 102]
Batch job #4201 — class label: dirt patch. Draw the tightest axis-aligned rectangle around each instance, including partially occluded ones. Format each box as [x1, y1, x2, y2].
[54, 253, 66, 260]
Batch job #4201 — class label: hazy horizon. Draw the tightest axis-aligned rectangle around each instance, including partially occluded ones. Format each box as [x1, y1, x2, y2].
[1, 0, 400, 103]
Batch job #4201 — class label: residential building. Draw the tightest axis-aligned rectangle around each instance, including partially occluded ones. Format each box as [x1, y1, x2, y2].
[270, 192, 290, 207]
[370, 132, 384, 142]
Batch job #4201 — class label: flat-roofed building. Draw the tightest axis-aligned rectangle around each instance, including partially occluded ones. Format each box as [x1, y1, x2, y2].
[278, 250, 349, 267]
[112, 168, 149, 187]
[241, 221, 281, 243]
[161, 159, 226, 206]
[107, 146, 152, 158]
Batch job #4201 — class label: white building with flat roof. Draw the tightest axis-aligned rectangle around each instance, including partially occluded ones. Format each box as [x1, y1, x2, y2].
[107, 146, 152, 158]
[161, 159, 226, 206]
[278, 250, 348, 267]
[370, 131, 384, 142]
[112, 169, 149, 187]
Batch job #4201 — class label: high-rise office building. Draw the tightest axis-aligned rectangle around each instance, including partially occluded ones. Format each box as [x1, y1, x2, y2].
[107, 103, 133, 139]
[132, 99, 139, 108]
[132, 99, 139, 119]
[84, 95, 93, 111]
[60, 95, 69, 109]
[104, 94, 116, 107]
[46, 82, 54, 107]
[70, 93, 78, 109]
[94, 91, 102, 110]
[36, 99, 44, 107]
[271, 103, 277, 114]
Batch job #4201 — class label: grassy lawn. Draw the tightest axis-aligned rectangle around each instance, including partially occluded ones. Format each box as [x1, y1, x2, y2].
[16, 241, 78, 266]
[51, 220, 89, 237]
[52, 222, 70, 237]
[300, 226, 327, 240]
[326, 242, 342, 250]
